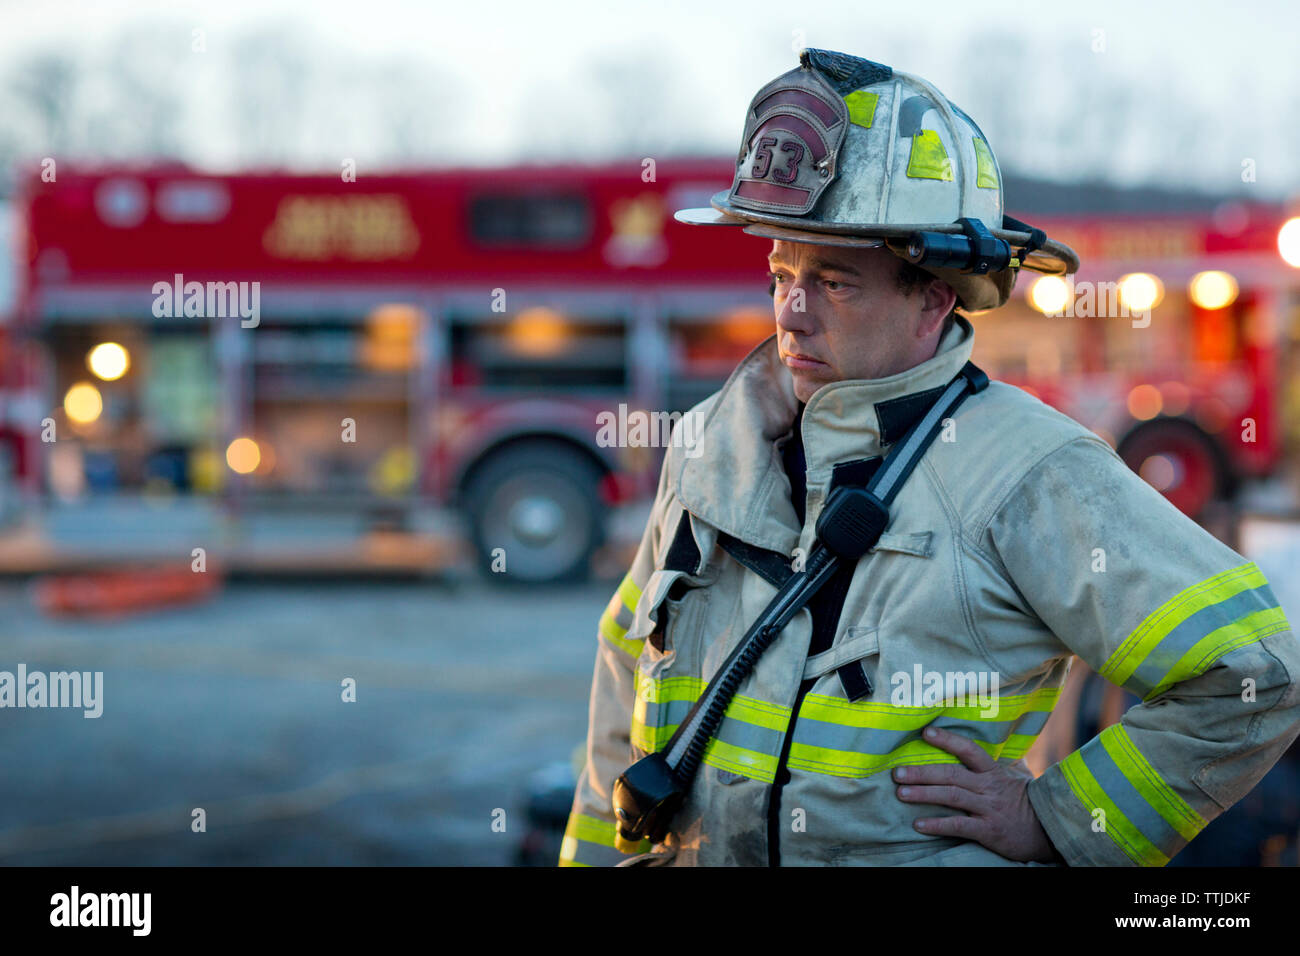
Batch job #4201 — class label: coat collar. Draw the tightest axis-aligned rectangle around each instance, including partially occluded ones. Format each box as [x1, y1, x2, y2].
[676, 315, 976, 556]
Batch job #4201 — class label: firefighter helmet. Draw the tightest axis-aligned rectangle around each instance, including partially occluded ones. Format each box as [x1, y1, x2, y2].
[675, 48, 1079, 311]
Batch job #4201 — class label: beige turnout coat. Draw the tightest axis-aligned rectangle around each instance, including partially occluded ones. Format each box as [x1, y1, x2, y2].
[561, 316, 1300, 866]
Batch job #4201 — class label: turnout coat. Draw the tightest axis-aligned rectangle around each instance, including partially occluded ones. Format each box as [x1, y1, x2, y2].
[561, 316, 1300, 866]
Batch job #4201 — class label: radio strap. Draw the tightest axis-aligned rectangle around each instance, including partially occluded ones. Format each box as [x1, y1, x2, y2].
[611, 361, 989, 848]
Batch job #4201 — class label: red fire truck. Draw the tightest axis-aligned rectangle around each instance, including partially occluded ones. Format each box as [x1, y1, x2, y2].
[7, 161, 1299, 581]
[981, 204, 1299, 519]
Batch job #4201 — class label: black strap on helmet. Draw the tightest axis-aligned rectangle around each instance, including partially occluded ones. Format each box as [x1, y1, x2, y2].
[1002, 213, 1048, 270]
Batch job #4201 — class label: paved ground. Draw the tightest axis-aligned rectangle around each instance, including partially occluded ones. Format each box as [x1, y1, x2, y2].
[0, 575, 608, 865]
[0, 515, 1297, 867]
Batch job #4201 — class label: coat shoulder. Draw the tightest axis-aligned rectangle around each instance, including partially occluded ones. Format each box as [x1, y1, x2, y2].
[925, 379, 1118, 516]
[963, 380, 1102, 444]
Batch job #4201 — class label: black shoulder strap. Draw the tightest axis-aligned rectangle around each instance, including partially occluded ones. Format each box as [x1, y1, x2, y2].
[717, 534, 795, 590]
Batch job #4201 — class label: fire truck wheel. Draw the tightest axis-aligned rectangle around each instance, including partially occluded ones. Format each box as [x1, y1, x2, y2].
[463, 443, 607, 584]
[1117, 418, 1233, 520]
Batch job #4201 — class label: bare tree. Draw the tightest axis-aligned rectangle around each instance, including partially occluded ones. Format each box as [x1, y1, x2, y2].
[7, 50, 78, 155]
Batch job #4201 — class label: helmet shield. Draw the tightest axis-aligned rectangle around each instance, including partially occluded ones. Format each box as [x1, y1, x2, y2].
[727, 62, 851, 217]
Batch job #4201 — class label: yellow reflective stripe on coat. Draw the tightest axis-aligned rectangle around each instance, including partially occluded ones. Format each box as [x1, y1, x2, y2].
[787, 732, 1038, 778]
[1099, 562, 1289, 699]
[631, 672, 789, 784]
[566, 812, 617, 847]
[783, 685, 1057, 778]
[617, 573, 642, 613]
[597, 571, 645, 657]
[558, 812, 648, 866]
[634, 673, 1056, 782]
[1146, 605, 1289, 700]
[1099, 724, 1207, 843]
[796, 686, 1059, 730]
[1055, 721, 1214, 866]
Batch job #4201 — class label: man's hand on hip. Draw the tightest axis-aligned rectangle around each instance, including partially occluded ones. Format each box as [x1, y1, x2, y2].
[892, 725, 1063, 863]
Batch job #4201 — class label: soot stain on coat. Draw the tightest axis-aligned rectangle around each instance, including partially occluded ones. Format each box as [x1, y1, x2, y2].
[723, 827, 767, 866]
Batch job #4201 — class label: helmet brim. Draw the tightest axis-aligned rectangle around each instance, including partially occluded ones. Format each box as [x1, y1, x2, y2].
[673, 190, 1079, 276]
[672, 205, 748, 227]
[741, 223, 886, 248]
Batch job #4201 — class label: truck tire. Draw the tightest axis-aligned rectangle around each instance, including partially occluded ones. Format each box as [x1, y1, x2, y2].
[463, 442, 607, 584]
[1116, 418, 1232, 520]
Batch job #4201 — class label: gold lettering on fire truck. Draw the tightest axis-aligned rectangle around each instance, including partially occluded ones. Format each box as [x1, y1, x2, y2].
[262, 195, 420, 261]
[1046, 225, 1199, 264]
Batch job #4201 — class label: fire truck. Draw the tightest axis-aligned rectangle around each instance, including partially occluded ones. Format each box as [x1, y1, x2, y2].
[6, 161, 1299, 582]
[985, 202, 1299, 521]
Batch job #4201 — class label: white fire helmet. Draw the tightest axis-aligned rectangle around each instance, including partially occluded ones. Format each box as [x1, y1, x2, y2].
[675, 48, 1080, 312]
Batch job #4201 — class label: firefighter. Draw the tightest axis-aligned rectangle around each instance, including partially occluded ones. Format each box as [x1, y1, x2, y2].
[560, 48, 1300, 866]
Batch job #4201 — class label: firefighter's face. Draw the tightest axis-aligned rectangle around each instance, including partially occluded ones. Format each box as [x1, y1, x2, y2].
[768, 240, 956, 403]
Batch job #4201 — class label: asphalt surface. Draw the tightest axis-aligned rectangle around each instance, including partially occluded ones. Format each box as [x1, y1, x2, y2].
[0, 575, 605, 865]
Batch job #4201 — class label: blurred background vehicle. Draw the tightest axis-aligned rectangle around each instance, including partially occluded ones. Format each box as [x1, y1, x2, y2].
[7, 163, 1300, 583]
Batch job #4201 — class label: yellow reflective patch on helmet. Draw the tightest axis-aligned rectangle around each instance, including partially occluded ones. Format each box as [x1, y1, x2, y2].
[905, 130, 953, 181]
[843, 90, 879, 129]
[973, 136, 999, 188]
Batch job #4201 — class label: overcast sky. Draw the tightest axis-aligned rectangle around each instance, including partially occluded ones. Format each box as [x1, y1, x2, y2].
[0, 0, 1297, 198]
